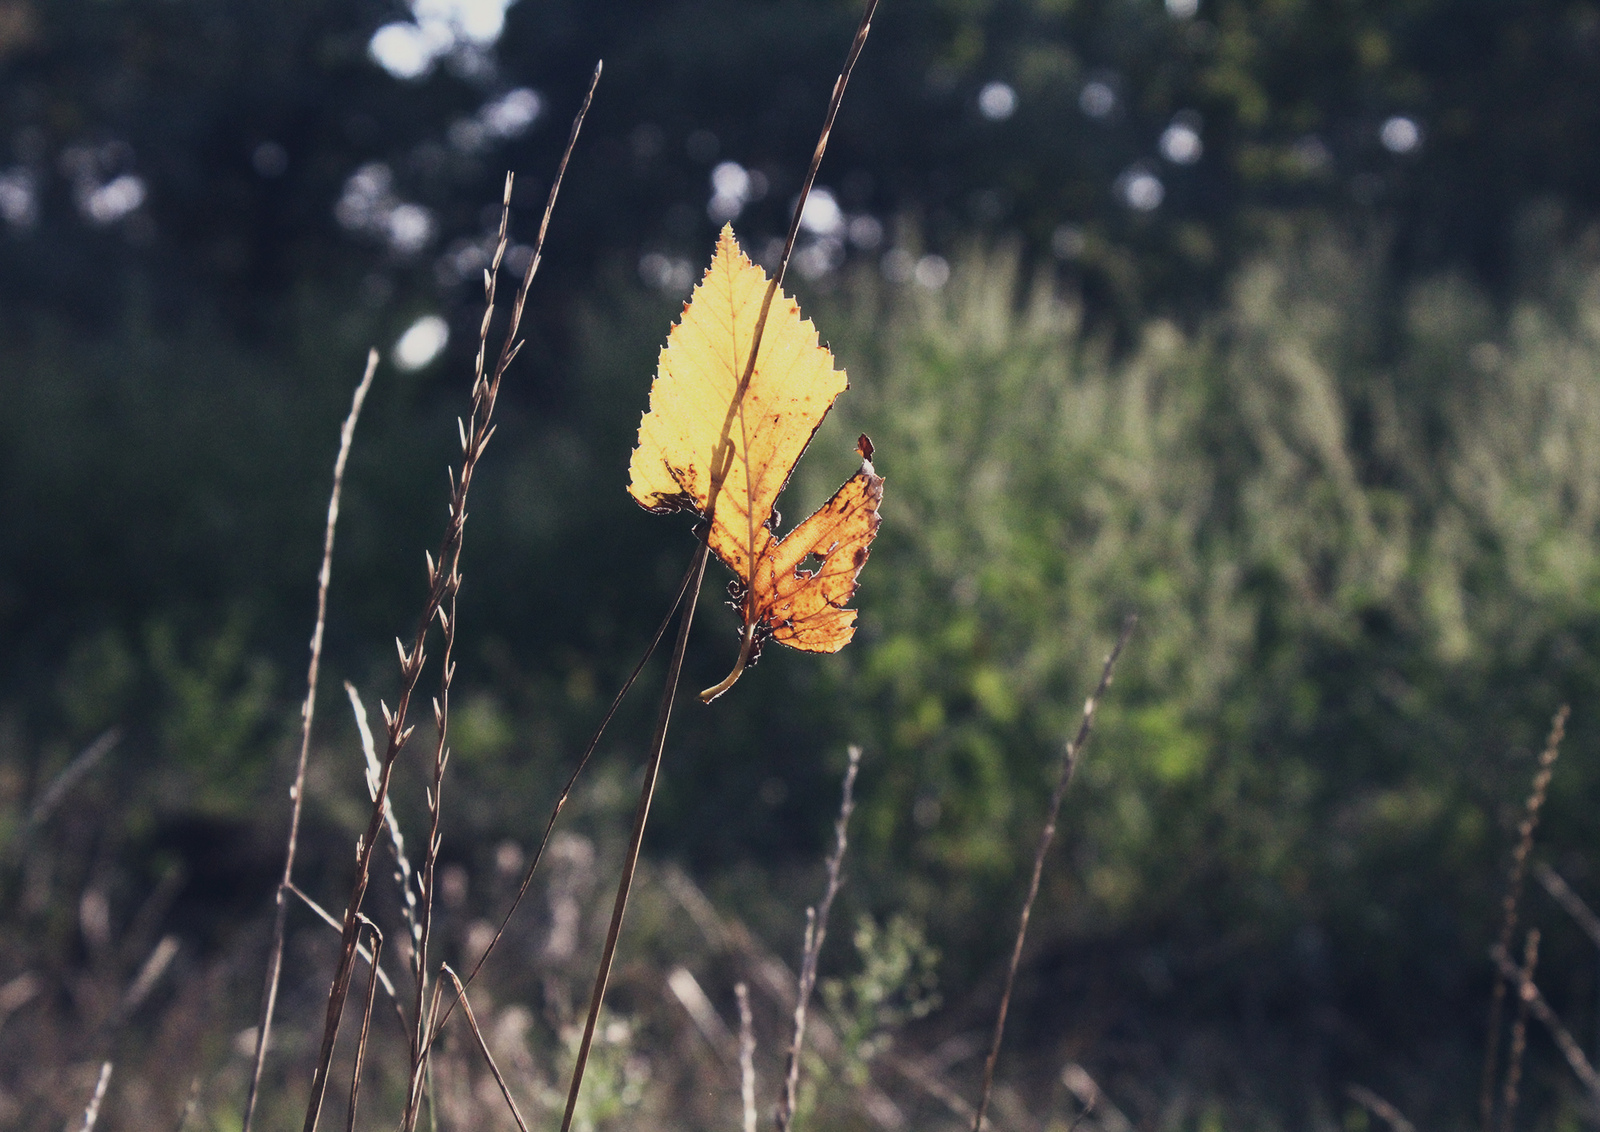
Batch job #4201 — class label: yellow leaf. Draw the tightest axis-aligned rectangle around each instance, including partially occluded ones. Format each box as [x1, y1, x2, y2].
[628, 226, 882, 700]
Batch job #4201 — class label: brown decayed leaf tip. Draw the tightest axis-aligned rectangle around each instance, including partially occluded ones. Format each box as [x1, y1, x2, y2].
[628, 226, 883, 699]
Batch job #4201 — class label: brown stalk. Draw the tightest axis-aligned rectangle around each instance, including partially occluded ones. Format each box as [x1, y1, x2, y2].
[1489, 941, 1600, 1098]
[972, 614, 1137, 1132]
[285, 881, 401, 1004]
[345, 917, 383, 1132]
[441, 964, 531, 1132]
[347, 682, 422, 963]
[775, 743, 862, 1132]
[559, 3, 879, 1123]
[559, 534, 714, 1132]
[1344, 1085, 1416, 1132]
[414, 549, 702, 1059]
[244, 348, 378, 1132]
[738, 981, 758, 1132]
[403, 586, 458, 1126]
[1499, 929, 1539, 1132]
[1481, 704, 1569, 1132]
[301, 65, 598, 1132]
[1534, 863, 1600, 948]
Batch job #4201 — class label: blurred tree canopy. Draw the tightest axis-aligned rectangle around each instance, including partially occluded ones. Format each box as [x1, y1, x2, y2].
[4, 0, 1600, 329]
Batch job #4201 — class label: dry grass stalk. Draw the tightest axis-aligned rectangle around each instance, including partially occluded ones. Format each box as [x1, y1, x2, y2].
[738, 981, 757, 1132]
[300, 64, 598, 1132]
[1499, 929, 1540, 1132]
[972, 614, 1137, 1132]
[345, 917, 383, 1132]
[1344, 1084, 1416, 1132]
[286, 881, 400, 1003]
[1533, 863, 1600, 947]
[348, 681, 421, 956]
[775, 743, 862, 1132]
[662, 865, 910, 1128]
[78, 1060, 113, 1132]
[22, 728, 119, 841]
[244, 347, 378, 1132]
[1481, 704, 1569, 1132]
[1489, 941, 1600, 1098]
[558, 548, 713, 1132]
[398, 66, 600, 1132]
[558, 3, 879, 1124]
[423, 551, 701, 1055]
[440, 964, 530, 1132]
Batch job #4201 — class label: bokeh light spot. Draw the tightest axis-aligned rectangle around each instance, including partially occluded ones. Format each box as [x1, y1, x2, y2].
[1381, 115, 1421, 154]
[977, 81, 1017, 121]
[394, 314, 450, 370]
[1080, 81, 1116, 119]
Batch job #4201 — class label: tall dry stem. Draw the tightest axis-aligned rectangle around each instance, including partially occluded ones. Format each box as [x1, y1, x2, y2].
[245, 348, 377, 1132]
[1489, 940, 1600, 1099]
[302, 66, 598, 1132]
[1499, 929, 1539, 1132]
[738, 981, 757, 1132]
[972, 615, 1136, 1132]
[775, 744, 861, 1132]
[1481, 704, 1569, 1132]
[558, 4, 880, 1125]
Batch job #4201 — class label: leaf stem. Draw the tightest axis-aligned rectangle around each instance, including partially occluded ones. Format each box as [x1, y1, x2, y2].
[700, 623, 757, 703]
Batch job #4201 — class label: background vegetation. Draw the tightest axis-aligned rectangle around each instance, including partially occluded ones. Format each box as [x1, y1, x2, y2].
[5, 0, 1600, 1127]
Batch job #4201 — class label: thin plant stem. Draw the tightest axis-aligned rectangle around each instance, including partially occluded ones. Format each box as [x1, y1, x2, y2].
[775, 744, 862, 1132]
[1534, 863, 1600, 948]
[346, 917, 383, 1132]
[559, 3, 879, 1114]
[79, 1061, 113, 1132]
[1344, 1085, 1416, 1132]
[1533, 862, 1600, 1067]
[245, 348, 377, 1132]
[560, 536, 713, 1132]
[1490, 941, 1600, 1098]
[301, 67, 597, 1132]
[347, 682, 421, 962]
[441, 964, 531, 1132]
[700, 0, 881, 704]
[22, 728, 120, 839]
[1500, 929, 1539, 1132]
[285, 881, 400, 1003]
[404, 588, 458, 1128]
[972, 614, 1137, 1132]
[418, 549, 701, 1056]
[1481, 704, 1569, 1132]
[738, 981, 757, 1132]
